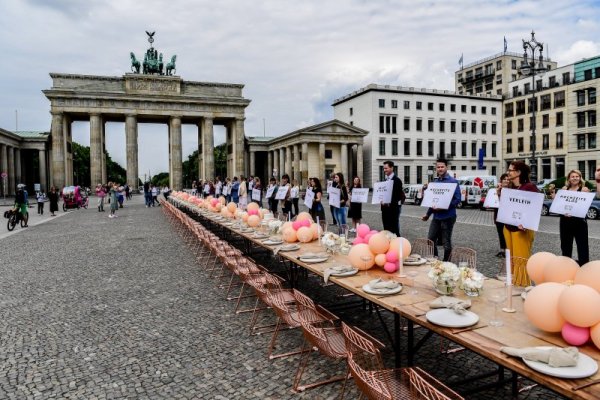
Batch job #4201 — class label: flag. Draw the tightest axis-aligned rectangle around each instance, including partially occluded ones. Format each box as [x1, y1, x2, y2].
[458, 53, 463, 66]
[504, 36, 507, 52]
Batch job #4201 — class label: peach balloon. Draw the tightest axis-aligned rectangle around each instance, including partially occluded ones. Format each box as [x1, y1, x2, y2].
[247, 215, 261, 227]
[296, 226, 313, 243]
[356, 224, 370, 238]
[575, 261, 600, 293]
[348, 244, 375, 270]
[543, 256, 579, 283]
[246, 202, 259, 212]
[364, 233, 375, 243]
[590, 322, 600, 350]
[310, 223, 319, 240]
[369, 233, 390, 254]
[389, 237, 412, 260]
[215, 204, 222, 212]
[524, 282, 566, 332]
[352, 237, 365, 245]
[526, 252, 557, 284]
[219, 196, 226, 205]
[282, 228, 298, 243]
[296, 212, 313, 222]
[375, 253, 387, 267]
[558, 284, 600, 328]
[281, 222, 293, 232]
[242, 212, 249, 222]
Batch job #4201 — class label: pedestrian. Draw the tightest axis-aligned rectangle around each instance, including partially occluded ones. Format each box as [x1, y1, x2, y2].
[223, 178, 232, 203]
[493, 174, 510, 257]
[48, 186, 59, 216]
[347, 176, 363, 232]
[125, 184, 131, 200]
[162, 185, 170, 200]
[215, 177, 222, 198]
[421, 158, 461, 261]
[291, 179, 300, 217]
[252, 177, 263, 207]
[268, 178, 279, 216]
[118, 186, 125, 208]
[144, 181, 151, 207]
[95, 184, 106, 212]
[309, 177, 326, 222]
[109, 183, 119, 218]
[36, 190, 46, 215]
[231, 177, 240, 204]
[203, 181, 210, 198]
[151, 185, 159, 206]
[555, 170, 590, 266]
[327, 173, 337, 225]
[332, 173, 349, 232]
[279, 174, 292, 219]
[503, 160, 539, 286]
[238, 176, 248, 209]
[380, 160, 405, 236]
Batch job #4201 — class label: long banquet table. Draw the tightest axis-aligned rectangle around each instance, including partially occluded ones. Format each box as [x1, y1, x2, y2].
[184, 204, 600, 400]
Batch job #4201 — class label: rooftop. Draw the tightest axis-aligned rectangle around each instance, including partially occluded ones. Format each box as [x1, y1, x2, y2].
[13, 131, 50, 139]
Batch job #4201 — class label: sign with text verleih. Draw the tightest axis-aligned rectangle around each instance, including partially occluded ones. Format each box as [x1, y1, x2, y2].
[497, 188, 544, 231]
[371, 181, 393, 204]
[549, 190, 596, 218]
[421, 183, 458, 210]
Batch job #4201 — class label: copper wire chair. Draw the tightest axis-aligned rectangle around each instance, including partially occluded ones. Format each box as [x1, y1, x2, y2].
[411, 238, 435, 259]
[448, 247, 477, 270]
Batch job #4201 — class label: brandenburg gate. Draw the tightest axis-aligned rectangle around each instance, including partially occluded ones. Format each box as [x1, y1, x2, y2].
[43, 33, 250, 190]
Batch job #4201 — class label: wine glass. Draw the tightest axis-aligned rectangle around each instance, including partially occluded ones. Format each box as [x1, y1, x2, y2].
[489, 283, 507, 327]
[407, 269, 419, 295]
[426, 255, 438, 265]
[360, 255, 373, 279]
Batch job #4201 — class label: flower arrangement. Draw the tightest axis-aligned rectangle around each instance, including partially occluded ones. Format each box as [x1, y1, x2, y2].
[268, 219, 283, 234]
[428, 261, 460, 295]
[459, 267, 484, 296]
[322, 232, 341, 253]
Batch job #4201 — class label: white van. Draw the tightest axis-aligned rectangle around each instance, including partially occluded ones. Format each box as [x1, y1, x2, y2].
[403, 184, 424, 205]
[455, 176, 496, 208]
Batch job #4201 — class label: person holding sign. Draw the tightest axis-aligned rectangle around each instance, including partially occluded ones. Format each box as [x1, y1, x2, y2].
[380, 161, 405, 236]
[504, 161, 539, 286]
[309, 177, 326, 222]
[291, 179, 300, 217]
[238, 176, 248, 208]
[553, 170, 590, 265]
[331, 173, 349, 230]
[251, 177, 263, 207]
[421, 159, 461, 261]
[278, 174, 293, 218]
[347, 176, 363, 232]
[493, 173, 510, 257]
[267, 178, 279, 216]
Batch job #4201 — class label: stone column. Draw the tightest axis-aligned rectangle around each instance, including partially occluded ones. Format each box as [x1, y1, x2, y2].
[203, 117, 214, 180]
[279, 148, 285, 177]
[125, 114, 139, 190]
[267, 151, 273, 180]
[50, 111, 65, 188]
[301, 142, 309, 185]
[197, 121, 203, 179]
[273, 150, 279, 179]
[318, 143, 326, 182]
[39, 149, 47, 192]
[0, 144, 7, 196]
[8, 146, 15, 194]
[90, 113, 103, 186]
[341, 143, 348, 178]
[249, 150, 256, 177]
[356, 144, 364, 183]
[170, 116, 183, 190]
[234, 118, 245, 177]
[284, 146, 291, 178]
[63, 115, 73, 186]
[101, 122, 107, 184]
[293, 144, 300, 184]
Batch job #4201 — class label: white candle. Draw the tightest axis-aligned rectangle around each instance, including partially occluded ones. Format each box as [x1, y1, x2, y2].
[288, 211, 291, 221]
[317, 216, 321, 244]
[398, 236, 406, 277]
[505, 248, 511, 286]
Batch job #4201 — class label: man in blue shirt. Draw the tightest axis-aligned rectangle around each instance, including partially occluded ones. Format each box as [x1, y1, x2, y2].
[421, 159, 462, 261]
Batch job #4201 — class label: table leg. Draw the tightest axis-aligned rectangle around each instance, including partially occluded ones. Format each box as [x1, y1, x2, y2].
[407, 320, 414, 367]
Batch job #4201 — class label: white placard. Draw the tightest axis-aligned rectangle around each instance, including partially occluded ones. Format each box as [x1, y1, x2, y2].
[265, 186, 276, 199]
[351, 188, 369, 203]
[290, 187, 299, 198]
[329, 187, 341, 208]
[483, 188, 500, 208]
[275, 185, 289, 200]
[251, 188, 261, 201]
[497, 188, 545, 231]
[304, 188, 315, 209]
[421, 182, 458, 210]
[549, 190, 596, 218]
[34, 183, 41, 192]
[327, 180, 333, 191]
[371, 181, 393, 204]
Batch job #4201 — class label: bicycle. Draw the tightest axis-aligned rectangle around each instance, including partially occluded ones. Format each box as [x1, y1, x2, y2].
[5, 209, 26, 231]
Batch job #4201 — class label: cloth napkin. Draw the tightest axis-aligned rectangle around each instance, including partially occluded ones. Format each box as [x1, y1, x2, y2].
[299, 252, 328, 260]
[324, 265, 356, 283]
[500, 346, 579, 368]
[368, 278, 400, 292]
[429, 296, 472, 315]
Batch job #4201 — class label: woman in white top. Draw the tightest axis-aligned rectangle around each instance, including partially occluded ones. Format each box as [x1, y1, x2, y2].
[290, 179, 300, 217]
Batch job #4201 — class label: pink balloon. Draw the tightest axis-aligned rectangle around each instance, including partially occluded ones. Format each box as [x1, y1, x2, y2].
[384, 262, 398, 273]
[386, 250, 399, 263]
[292, 221, 302, 231]
[248, 209, 258, 216]
[300, 219, 311, 228]
[353, 237, 364, 245]
[364, 233, 375, 243]
[357, 224, 370, 238]
[370, 230, 378, 234]
[562, 323, 590, 346]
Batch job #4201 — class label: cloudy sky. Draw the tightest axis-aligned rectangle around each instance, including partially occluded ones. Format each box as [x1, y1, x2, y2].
[2, 0, 600, 179]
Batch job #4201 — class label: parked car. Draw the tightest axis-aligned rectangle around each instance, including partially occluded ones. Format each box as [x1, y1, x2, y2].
[541, 198, 600, 219]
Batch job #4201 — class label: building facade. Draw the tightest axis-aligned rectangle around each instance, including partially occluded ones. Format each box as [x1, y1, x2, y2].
[332, 84, 503, 187]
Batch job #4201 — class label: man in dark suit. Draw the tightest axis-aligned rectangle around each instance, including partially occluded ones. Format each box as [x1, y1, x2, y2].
[380, 160, 405, 236]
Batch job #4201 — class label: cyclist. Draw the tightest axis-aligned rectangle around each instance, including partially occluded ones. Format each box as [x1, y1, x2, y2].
[14, 184, 29, 227]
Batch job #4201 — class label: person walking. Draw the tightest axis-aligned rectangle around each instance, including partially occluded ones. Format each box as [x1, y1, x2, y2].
[231, 177, 240, 204]
[109, 183, 119, 218]
[421, 158, 461, 261]
[291, 179, 300, 217]
[95, 184, 106, 212]
[327, 173, 337, 225]
[37, 190, 46, 215]
[381, 160, 405, 236]
[143, 181, 151, 207]
[309, 177, 326, 222]
[347, 176, 363, 232]
[151, 185, 159, 206]
[493, 174, 510, 257]
[48, 186, 59, 216]
[555, 170, 590, 266]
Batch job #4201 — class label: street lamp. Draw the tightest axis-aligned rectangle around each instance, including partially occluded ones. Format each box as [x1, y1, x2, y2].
[520, 30, 546, 183]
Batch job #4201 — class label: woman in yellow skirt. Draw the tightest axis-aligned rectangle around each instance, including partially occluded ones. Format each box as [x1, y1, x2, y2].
[502, 161, 539, 286]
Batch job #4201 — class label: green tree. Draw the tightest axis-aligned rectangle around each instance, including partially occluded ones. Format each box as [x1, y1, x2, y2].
[72, 142, 126, 186]
[214, 143, 227, 179]
[151, 172, 170, 187]
[182, 150, 199, 188]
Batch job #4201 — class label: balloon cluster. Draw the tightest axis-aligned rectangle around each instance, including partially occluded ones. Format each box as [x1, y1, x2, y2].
[347, 224, 411, 273]
[524, 253, 600, 348]
[279, 212, 319, 243]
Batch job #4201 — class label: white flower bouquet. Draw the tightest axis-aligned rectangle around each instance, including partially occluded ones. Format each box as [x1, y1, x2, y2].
[459, 267, 484, 296]
[428, 261, 460, 295]
[268, 219, 283, 234]
[322, 232, 341, 253]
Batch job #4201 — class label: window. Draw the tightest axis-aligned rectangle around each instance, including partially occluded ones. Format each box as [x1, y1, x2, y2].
[589, 161, 598, 180]
[471, 105, 476, 114]
[349, 107, 353, 116]
[497, 60, 502, 70]
[450, 120, 456, 133]
[505, 103, 514, 117]
[506, 139, 512, 153]
[379, 99, 385, 108]
[439, 120, 445, 132]
[578, 91, 586, 106]
[491, 107, 496, 115]
[379, 115, 397, 134]
[516, 100, 526, 115]
[542, 134, 549, 150]
[471, 121, 477, 134]
[481, 106, 487, 115]
[391, 100, 398, 109]
[428, 119, 434, 132]
[518, 138, 524, 152]
[542, 114, 549, 128]
[349, 121, 353, 126]
[379, 139, 386, 155]
[491, 142, 497, 157]
[513, 86, 519, 97]
[491, 122, 497, 135]
[404, 140, 410, 156]
[589, 111, 597, 127]
[589, 133, 597, 149]
[517, 119, 524, 132]
[556, 132, 563, 149]
[392, 139, 398, 156]
[596, 67, 600, 79]
[554, 91, 565, 108]
[471, 142, 477, 157]
[403, 100, 410, 109]
[450, 104, 456, 112]
[511, 60, 517, 69]
[379, 116, 384, 133]
[428, 141, 434, 156]
[379, 166, 385, 182]
[428, 102, 434, 111]
[450, 141, 456, 157]
[589, 88, 597, 105]
[416, 101, 422, 110]
[556, 112, 563, 127]
[325, 150, 333, 159]
[563, 72, 570, 84]
[481, 122, 487, 134]
[578, 161, 586, 179]
[540, 94, 551, 110]
[507, 121, 512, 134]
[536, 79, 543, 91]
[549, 76, 556, 87]
[496, 75, 502, 84]
[577, 113, 586, 128]
[585, 69, 593, 80]
[416, 166, 423, 184]
[404, 166, 410, 185]
[416, 140, 422, 156]
[461, 121, 467, 133]
[439, 103, 445, 112]
[481, 141, 487, 156]
[416, 119, 422, 131]
[461, 104, 467, 113]
[577, 135, 586, 150]
[524, 83, 530, 94]
[439, 141, 446, 157]
[492, 166, 497, 177]
[461, 141, 467, 156]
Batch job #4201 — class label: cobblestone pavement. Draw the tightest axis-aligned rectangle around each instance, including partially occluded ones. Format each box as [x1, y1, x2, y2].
[0, 195, 591, 399]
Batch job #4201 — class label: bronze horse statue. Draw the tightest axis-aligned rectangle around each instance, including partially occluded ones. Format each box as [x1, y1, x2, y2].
[130, 52, 140, 73]
[166, 55, 177, 76]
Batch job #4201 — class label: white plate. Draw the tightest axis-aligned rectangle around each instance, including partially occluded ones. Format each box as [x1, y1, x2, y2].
[522, 347, 598, 379]
[299, 256, 329, 264]
[362, 283, 403, 295]
[425, 308, 479, 328]
[263, 240, 284, 245]
[329, 267, 359, 277]
[279, 244, 300, 251]
[403, 258, 427, 266]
